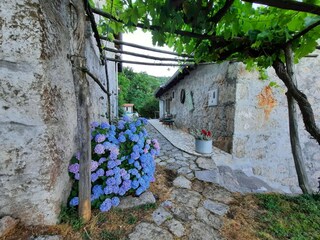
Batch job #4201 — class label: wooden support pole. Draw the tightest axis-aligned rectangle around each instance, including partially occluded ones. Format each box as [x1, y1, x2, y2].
[285, 44, 312, 194]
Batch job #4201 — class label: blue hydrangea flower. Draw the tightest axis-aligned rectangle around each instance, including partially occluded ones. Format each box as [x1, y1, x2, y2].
[91, 173, 98, 182]
[100, 122, 110, 129]
[111, 197, 120, 207]
[107, 160, 117, 169]
[106, 177, 116, 186]
[96, 168, 104, 177]
[117, 120, 125, 130]
[69, 197, 79, 207]
[118, 134, 126, 143]
[100, 198, 112, 212]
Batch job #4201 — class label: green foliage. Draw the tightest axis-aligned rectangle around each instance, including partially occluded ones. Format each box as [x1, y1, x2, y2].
[133, 203, 157, 211]
[126, 213, 137, 224]
[118, 67, 167, 118]
[99, 0, 320, 70]
[100, 230, 124, 240]
[256, 194, 320, 239]
[59, 206, 84, 231]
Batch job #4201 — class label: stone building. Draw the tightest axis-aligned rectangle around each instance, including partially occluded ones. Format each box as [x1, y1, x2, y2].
[155, 54, 320, 193]
[0, 0, 118, 225]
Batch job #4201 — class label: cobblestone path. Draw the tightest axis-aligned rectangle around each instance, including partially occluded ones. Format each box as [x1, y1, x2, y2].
[127, 124, 234, 240]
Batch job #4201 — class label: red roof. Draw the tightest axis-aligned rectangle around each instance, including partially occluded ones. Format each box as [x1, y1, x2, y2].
[123, 104, 134, 107]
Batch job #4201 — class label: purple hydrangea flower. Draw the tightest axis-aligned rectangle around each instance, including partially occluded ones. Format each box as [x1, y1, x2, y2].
[75, 152, 81, 160]
[106, 169, 114, 176]
[95, 134, 106, 143]
[91, 161, 99, 172]
[94, 144, 105, 155]
[91, 122, 99, 128]
[75, 173, 80, 180]
[98, 157, 107, 165]
[69, 163, 80, 174]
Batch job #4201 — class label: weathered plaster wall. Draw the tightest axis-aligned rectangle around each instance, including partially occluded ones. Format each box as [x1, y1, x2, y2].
[0, 0, 112, 225]
[231, 54, 320, 193]
[161, 63, 236, 152]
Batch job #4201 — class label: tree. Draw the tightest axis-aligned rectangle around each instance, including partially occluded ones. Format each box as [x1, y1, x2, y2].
[98, 0, 320, 193]
[118, 67, 166, 118]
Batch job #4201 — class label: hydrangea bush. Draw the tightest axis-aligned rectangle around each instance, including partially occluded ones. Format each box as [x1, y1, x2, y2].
[68, 116, 160, 212]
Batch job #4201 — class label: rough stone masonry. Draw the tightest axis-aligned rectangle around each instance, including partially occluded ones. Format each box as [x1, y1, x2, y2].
[0, 0, 116, 225]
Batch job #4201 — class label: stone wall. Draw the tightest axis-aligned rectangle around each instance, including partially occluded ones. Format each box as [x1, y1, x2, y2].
[160, 63, 237, 152]
[231, 53, 320, 193]
[0, 0, 114, 225]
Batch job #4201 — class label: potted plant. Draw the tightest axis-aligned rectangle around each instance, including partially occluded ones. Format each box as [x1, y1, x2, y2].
[191, 129, 213, 154]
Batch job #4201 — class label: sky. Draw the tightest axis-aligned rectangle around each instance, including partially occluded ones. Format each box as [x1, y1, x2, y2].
[122, 29, 179, 77]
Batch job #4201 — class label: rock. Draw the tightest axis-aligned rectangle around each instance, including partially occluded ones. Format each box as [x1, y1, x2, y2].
[196, 157, 217, 170]
[191, 179, 205, 193]
[177, 167, 192, 175]
[30, 236, 62, 240]
[188, 221, 221, 240]
[165, 219, 185, 237]
[195, 170, 220, 183]
[0, 216, 19, 238]
[196, 207, 223, 229]
[234, 170, 273, 193]
[118, 191, 156, 209]
[128, 222, 173, 240]
[170, 189, 201, 208]
[203, 199, 229, 216]
[170, 205, 195, 222]
[161, 200, 174, 209]
[152, 207, 173, 226]
[186, 172, 195, 180]
[173, 176, 192, 189]
[202, 185, 234, 204]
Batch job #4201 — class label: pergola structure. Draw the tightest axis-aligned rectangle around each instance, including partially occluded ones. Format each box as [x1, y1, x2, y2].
[79, 0, 320, 220]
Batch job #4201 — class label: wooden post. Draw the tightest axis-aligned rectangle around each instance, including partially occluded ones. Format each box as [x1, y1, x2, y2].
[285, 45, 312, 194]
[72, 57, 92, 222]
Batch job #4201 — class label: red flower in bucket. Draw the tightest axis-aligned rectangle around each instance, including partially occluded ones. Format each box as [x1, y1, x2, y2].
[191, 129, 213, 140]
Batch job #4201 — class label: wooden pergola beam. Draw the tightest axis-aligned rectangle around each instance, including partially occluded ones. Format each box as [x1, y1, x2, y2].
[100, 36, 193, 58]
[104, 57, 213, 66]
[242, 0, 320, 15]
[103, 47, 195, 62]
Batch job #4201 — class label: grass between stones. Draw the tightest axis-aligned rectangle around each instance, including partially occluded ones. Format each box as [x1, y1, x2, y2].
[221, 193, 320, 240]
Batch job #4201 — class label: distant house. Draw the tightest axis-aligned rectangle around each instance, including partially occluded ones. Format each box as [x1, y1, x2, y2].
[155, 56, 320, 193]
[123, 103, 134, 113]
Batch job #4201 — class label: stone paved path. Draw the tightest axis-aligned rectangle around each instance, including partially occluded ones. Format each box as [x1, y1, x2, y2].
[128, 124, 234, 240]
